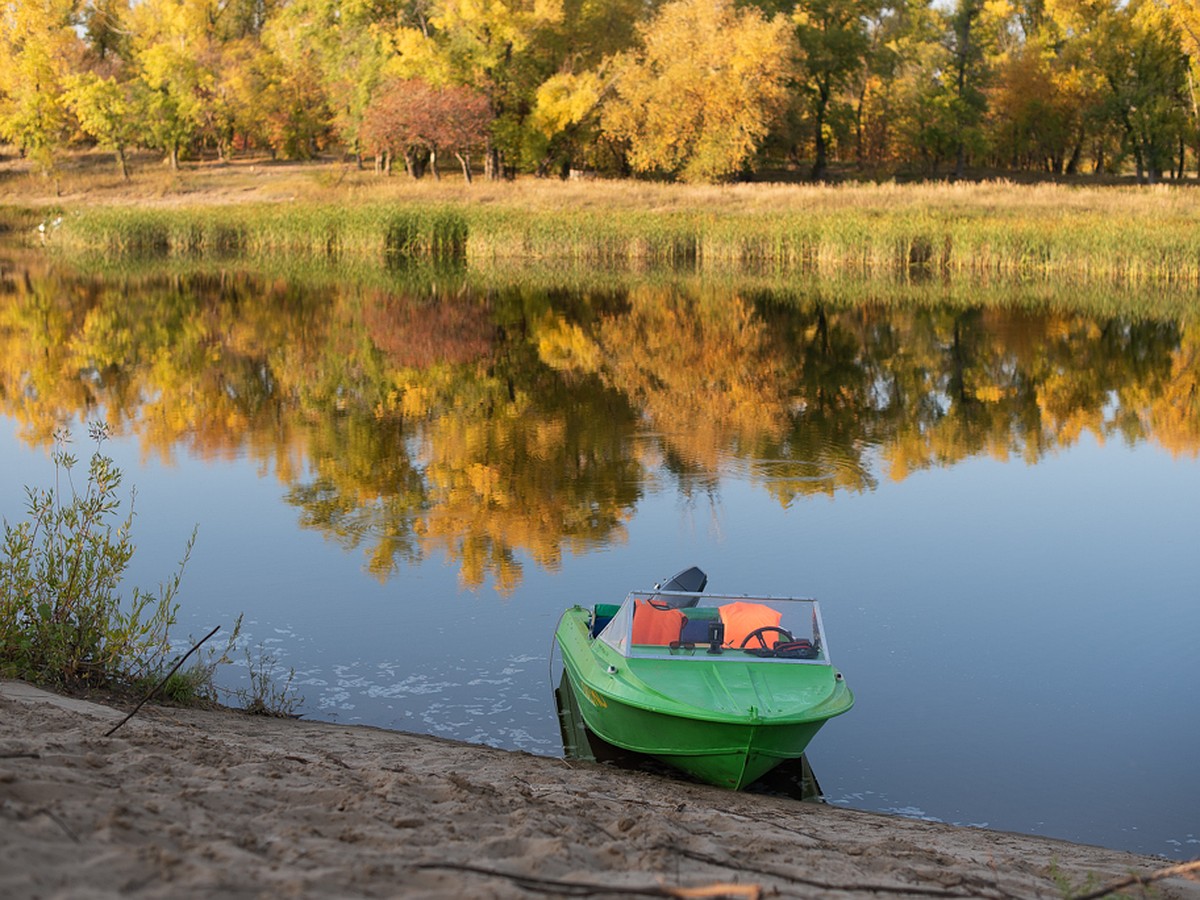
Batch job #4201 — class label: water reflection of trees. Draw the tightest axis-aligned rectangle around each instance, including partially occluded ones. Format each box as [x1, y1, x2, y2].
[1, 261, 1195, 591]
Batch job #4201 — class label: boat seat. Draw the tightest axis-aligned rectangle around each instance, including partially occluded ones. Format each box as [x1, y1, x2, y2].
[679, 608, 720, 644]
[632, 599, 685, 645]
[591, 603, 620, 637]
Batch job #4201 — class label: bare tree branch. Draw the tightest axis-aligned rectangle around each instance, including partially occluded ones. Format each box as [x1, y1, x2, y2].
[105, 625, 220, 737]
[411, 862, 761, 898]
[1070, 858, 1200, 900]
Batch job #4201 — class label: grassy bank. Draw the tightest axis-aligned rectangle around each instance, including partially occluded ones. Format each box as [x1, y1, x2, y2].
[46, 196, 1200, 285]
[7, 155, 1200, 285]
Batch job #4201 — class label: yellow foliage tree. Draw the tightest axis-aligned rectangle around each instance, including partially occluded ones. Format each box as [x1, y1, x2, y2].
[601, 0, 797, 183]
[1164, 0, 1200, 168]
[63, 71, 140, 179]
[0, 0, 84, 172]
[127, 0, 219, 167]
[390, 0, 563, 86]
[530, 71, 603, 140]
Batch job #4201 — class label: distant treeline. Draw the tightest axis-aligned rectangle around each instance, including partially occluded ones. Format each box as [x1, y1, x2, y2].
[2, 0, 1199, 184]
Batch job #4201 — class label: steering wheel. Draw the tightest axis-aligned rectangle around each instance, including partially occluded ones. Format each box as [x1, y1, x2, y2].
[739, 626, 794, 650]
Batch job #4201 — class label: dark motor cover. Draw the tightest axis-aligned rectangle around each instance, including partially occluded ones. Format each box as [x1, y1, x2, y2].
[653, 566, 708, 607]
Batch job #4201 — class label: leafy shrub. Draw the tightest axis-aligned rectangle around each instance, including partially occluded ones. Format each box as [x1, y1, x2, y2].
[0, 423, 192, 688]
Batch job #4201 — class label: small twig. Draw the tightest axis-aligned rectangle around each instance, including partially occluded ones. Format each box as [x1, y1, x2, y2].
[668, 847, 989, 898]
[412, 862, 760, 898]
[4, 802, 82, 844]
[105, 625, 220, 737]
[38, 807, 81, 843]
[1069, 858, 1200, 900]
[0, 751, 41, 759]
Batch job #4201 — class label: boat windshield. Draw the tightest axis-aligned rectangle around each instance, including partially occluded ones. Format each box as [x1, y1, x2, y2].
[595, 592, 833, 664]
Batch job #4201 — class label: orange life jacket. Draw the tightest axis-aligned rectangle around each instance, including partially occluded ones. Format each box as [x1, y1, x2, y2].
[719, 601, 783, 648]
[632, 599, 685, 645]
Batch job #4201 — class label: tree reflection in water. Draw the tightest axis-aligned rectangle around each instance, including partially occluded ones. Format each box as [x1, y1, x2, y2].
[2, 258, 1196, 592]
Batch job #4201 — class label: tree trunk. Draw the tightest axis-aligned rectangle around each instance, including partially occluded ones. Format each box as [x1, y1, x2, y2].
[116, 146, 129, 181]
[811, 80, 830, 181]
[1135, 136, 1148, 183]
[456, 151, 473, 184]
[405, 149, 427, 179]
[1065, 131, 1083, 175]
[430, 144, 440, 181]
[952, 3, 978, 181]
[853, 73, 868, 168]
[1189, 69, 1199, 178]
[485, 142, 500, 181]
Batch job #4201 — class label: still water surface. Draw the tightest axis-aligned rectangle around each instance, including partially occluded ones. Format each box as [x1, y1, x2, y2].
[1, 256, 1197, 858]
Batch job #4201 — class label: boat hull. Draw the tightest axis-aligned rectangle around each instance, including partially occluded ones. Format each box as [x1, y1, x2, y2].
[555, 605, 853, 790]
[561, 669, 829, 789]
[554, 671, 825, 800]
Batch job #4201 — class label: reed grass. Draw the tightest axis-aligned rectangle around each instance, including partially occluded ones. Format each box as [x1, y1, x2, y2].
[25, 175, 1200, 289]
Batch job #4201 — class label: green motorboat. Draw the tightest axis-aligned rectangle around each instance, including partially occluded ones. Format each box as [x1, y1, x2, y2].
[554, 568, 854, 790]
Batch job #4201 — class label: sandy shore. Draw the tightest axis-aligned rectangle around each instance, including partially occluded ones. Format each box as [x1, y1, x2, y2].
[1, 681, 1195, 899]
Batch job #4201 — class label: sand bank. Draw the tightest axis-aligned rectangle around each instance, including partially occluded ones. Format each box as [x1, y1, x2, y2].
[1, 680, 1195, 899]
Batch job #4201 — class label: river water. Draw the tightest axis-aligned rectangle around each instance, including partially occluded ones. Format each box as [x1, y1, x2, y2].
[1, 253, 1197, 859]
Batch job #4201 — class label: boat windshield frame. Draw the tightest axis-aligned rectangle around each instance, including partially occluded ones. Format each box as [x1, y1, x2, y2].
[596, 591, 835, 665]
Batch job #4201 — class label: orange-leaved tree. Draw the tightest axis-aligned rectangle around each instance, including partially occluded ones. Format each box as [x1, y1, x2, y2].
[361, 77, 492, 181]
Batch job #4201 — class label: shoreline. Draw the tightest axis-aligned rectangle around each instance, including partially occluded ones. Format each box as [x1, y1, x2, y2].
[2, 680, 1196, 899]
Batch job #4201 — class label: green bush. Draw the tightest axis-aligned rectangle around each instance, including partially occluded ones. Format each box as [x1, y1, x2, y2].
[0, 423, 192, 688]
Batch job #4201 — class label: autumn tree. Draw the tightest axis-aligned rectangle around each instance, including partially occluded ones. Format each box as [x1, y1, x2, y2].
[601, 0, 797, 183]
[525, 0, 647, 174]
[529, 70, 607, 173]
[361, 77, 492, 180]
[124, 0, 216, 167]
[436, 84, 493, 181]
[945, 0, 988, 178]
[63, 73, 141, 178]
[253, 4, 338, 158]
[1165, 0, 1200, 174]
[83, 0, 132, 63]
[264, 0, 407, 164]
[849, 0, 948, 169]
[983, 0, 1107, 175]
[790, 0, 883, 180]
[1092, 0, 1190, 182]
[389, 0, 565, 178]
[0, 0, 84, 173]
[985, 39, 1081, 173]
[361, 77, 434, 176]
